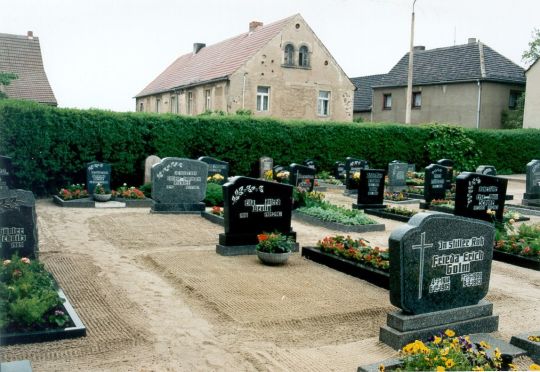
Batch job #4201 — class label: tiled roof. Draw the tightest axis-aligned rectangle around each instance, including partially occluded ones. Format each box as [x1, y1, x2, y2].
[350, 74, 386, 112]
[0, 32, 57, 105]
[377, 42, 525, 88]
[136, 15, 296, 98]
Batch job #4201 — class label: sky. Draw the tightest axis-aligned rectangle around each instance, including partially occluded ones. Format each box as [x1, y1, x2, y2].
[3, 0, 539, 112]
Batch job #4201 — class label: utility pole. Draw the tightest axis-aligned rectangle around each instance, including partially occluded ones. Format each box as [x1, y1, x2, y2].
[405, 0, 417, 124]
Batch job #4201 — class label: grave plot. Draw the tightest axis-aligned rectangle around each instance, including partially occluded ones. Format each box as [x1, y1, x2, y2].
[364, 206, 418, 223]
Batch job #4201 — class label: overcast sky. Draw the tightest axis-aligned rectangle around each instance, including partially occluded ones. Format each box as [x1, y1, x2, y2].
[3, 0, 539, 112]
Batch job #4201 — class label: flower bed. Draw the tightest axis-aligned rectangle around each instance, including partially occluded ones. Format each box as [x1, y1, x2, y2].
[201, 206, 224, 226]
[494, 223, 540, 270]
[364, 206, 417, 222]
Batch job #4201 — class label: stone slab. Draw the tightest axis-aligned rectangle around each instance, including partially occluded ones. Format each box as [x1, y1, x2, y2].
[151, 202, 205, 214]
[493, 250, 540, 271]
[201, 211, 224, 226]
[364, 208, 413, 223]
[292, 211, 385, 233]
[510, 331, 540, 362]
[0, 360, 32, 372]
[352, 203, 386, 210]
[52, 195, 95, 208]
[469, 333, 526, 359]
[94, 201, 127, 208]
[216, 243, 299, 256]
[357, 358, 402, 372]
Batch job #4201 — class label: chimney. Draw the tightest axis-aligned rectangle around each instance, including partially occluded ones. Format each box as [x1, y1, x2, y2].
[27, 31, 34, 39]
[413, 46, 425, 51]
[249, 21, 263, 32]
[468, 38, 477, 44]
[193, 43, 206, 54]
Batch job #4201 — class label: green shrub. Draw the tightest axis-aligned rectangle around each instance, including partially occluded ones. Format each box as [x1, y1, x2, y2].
[424, 124, 481, 171]
[204, 183, 223, 206]
[139, 182, 152, 198]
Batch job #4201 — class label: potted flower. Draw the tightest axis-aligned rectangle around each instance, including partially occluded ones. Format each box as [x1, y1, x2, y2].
[93, 183, 111, 202]
[255, 232, 295, 265]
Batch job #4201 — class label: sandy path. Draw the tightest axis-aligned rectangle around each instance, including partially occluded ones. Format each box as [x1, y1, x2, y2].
[2, 180, 539, 371]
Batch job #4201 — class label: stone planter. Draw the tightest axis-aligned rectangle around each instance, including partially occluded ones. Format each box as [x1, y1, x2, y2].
[93, 193, 112, 202]
[256, 250, 291, 265]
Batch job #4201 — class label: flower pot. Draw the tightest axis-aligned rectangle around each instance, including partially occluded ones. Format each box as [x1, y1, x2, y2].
[256, 250, 291, 265]
[93, 193, 112, 202]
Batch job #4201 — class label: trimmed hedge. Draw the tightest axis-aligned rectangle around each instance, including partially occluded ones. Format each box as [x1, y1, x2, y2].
[0, 99, 539, 195]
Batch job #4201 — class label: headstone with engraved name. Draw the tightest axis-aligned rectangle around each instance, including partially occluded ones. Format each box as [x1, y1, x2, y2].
[144, 155, 161, 184]
[216, 176, 296, 255]
[151, 157, 207, 213]
[524, 159, 540, 200]
[259, 156, 273, 179]
[454, 173, 508, 222]
[380, 213, 498, 349]
[86, 162, 112, 194]
[353, 169, 386, 209]
[475, 165, 497, 176]
[0, 155, 14, 191]
[424, 164, 449, 204]
[388, 161, 408, 192]
[289, 163, 316, 192]
[198, 156, 229, 184]
[0, 189, 38, 259]
[345, 157, 369, 191]
[333, 161, 346, 180]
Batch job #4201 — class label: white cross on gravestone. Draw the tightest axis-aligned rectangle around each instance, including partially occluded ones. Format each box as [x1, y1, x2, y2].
[411, 231, 433, 300]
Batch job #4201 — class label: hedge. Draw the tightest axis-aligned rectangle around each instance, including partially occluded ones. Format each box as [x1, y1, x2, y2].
[0, 99, 539, 195]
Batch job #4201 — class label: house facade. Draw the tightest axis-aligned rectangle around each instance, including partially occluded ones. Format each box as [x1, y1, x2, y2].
[353, 40, 525, 129]
[523, 58, 540, 129]
[135, 14, 354, 121]
[0, 31, 57, 106]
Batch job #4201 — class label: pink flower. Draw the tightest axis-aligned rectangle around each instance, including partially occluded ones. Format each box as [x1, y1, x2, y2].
[20, 257, 31, 264]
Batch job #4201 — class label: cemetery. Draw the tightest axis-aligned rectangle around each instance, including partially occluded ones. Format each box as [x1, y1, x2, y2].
[1, 102, 540, 370]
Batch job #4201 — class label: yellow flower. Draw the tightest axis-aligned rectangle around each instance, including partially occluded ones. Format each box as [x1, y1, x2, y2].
[509, 218, 515, 225]
[378, 364, 385, 372]
[494, 347, 501, 359]
[530, 364, 540, 371]
[472, 367, 484, 371]
[440, 347, 450, 356]
[445, 329, 455, 337]
[3, 259, 11, 266]
[479, 341, 490, 349]
[445, 359, 455, 368]
[434, 336, 442, 344]
[436, 366, 445, 372]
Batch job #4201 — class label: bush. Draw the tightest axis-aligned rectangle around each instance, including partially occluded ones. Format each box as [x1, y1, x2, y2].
[204, 183, 223, 206]
[297, 200, 377, 225]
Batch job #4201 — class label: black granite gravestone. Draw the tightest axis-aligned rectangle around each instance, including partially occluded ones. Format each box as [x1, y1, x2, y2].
[198, 156, 229, 184]
[345, 157, 369, 190]
[455, 173, 508, 222]
[333, 161, 346, 180]
[151, 157, 208, 213]
[303, 159, 317, 170]
[388, 161, 408, 192]
[437, 159, 454, 190]
[353, 169, 386, 209]
[476, 165, 497, 176]
[0, 189, 38, 259]
[0, 155, 14, 191]
[524, 159, 540, 200]
[289, 164, 316, 192]
[86, 162, 112, 194]
[217, 177, 296, 255]
[424, 164, 449, 203]
[259, 156, 273, 179]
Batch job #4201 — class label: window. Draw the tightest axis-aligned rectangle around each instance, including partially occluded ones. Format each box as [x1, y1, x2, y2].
[299, 46, 309, 67]
[256, 86, 270, 112]
[284, 44, 294, 66]
[155, 98, 161, 113]
[139, 102, 144, 112]
[204, 89, 211, 111]
[509, 90, 521, 110]
[170, 95, 179, 114]
[383, 94, 392, 110]
[317, 91, 330, 116]
[187, 91, 193, 115]
[412, 92, 422, 108]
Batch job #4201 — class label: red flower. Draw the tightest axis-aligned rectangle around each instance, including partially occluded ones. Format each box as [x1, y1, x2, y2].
[257, 234, 269, 242]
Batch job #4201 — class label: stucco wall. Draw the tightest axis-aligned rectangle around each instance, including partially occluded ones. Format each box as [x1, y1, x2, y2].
[524, 61, 540, 129]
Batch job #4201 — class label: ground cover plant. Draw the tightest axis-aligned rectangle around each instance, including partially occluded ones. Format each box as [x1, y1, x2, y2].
[57, 184, 89, 200]
[495, 221, 540, 261]
[383, 206, 418, 218]
[316, 235, 389, 271]
[384, 192, 408, 201]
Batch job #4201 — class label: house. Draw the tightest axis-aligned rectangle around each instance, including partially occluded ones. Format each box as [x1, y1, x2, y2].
[353, 39, 525, 129]
[0, 31, 57, 106]
[523, 58, 540, 129]
[135, 14, 354, 121]
[351, 74, 386, 122]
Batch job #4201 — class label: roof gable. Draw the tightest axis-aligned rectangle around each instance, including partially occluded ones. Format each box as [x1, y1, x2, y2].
[0, 32, 57, 105]
[350, 74, 386, 112]
[136, 15, 296, 97]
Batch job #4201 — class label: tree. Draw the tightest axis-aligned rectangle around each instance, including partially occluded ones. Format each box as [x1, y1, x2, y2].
[0, 72, 18, 99]
[522, 28, 540, 66]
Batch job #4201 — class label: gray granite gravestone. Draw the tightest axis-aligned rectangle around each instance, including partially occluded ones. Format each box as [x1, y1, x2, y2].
[0, 155, 14, 191]
[144, 155, 161, 184]
[86, 161, 112, 194]
[476, 165, 497, 176]
[259, 156, 273, 179]
[198, 156, 229, 184]
[524, 159, 540, 201]
[380, 213, 498, 349]
[388, 161, 408, 192]
[151, 157, 208, 213]
[0, 189, 38, 259]
[454, 173, 508, 222]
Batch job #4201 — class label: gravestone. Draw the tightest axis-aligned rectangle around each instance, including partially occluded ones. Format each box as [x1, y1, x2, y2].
[333, 161, 346, 180]
[380, 213, 498, 349]
[216, 176, 296, 255]
[345, 157, 369, 191]
[423, 164, 449, 204]
[476, 165, 497, 176]
[387, 161, 408, 192]
[144, 155, 161, 184]
[524, 159, 540, 200]
[407, 164, 416, 173]
[198, 156, 229, 184]
[437, 159, 454, 190]
[303, 159, 317, 170]
[353, 169, 386, 209]
[86, 162, 112, 194]
[0, 155, 14, 191]
[289, 163, 316, 192]
[151, 157, 208, 213]
[0, 189, 38, 259]
[259, 156, 273, 179]
[455, 173, 508, 222]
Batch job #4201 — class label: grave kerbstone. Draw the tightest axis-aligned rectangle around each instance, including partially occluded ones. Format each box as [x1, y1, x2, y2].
[86, 162, 111, 194]
[333, 161, 346, 180]
[380, 212, 498, 349]
[388, 161, 408, 192]
[345, 157, 369, 191]
[524, 159, 540, 200]
[0, 189, 38, 259]
[353, 169, 386, 210]
[216, 176, 297, 255]
[259, 156, 273, 179]
[289, 163, 316, 192]
[144, 155, 161, 184]
[476, 165, 497, 176]
[437, 159, 454, 190]
[0, 155, 14, 190]
[151, 157, 207, 213]
[455, 172, 508, 222]
[510, 331, 540, 363]
[424, 164, 448, 204]
[198, 156, 229, 184]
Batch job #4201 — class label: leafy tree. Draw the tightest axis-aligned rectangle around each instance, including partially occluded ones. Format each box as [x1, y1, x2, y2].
[522, 28, 540, 66]
[0, 72, 18, 99]
[501, 93, 525, 129]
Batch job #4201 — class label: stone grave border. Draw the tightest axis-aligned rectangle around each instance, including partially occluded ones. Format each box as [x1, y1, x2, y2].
[201, 211, 224, 226]
[493, 250, 540, 271]
[364, 208, 414, 223]
[510, 331, 540, 363]
[53, 195, 152, 208]
[292, 210, 385, 233]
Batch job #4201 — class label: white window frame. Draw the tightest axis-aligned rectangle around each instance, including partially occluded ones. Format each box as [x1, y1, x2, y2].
[256, 86, 270, 112]
[412, 92, 422, 108]
[299, 45, 309, 67]
[205, 89, 211, 111]
[170, 95, 179, 114]
[187, 91, 193, 115]
[383, 94, 392, 110]
[284, 44, 295, 66]
[155, 98, 161, 113]
[317, 90, 330, 116]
